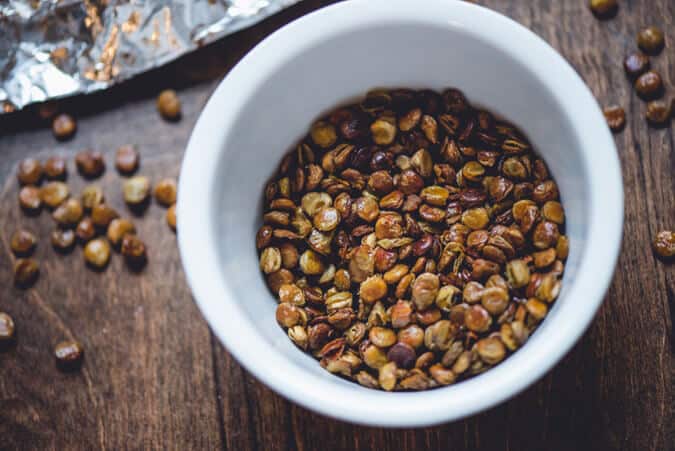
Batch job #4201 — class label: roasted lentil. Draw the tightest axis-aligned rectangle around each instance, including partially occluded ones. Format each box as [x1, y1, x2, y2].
[54, 340, 84, 371]
[0, 312, 15, 343]
[19, 186, 42, 211]
[107, 218, 136, 247]
[645, 100, 672, 126]
[51, 228, 76, 252]
[81, 185, 104, 211]
[123, 176, 151, 205]
[84, 238, 111, 268]
[603, 106, 625, 132]
[589, 0, 617, 17]
[115, 145, 140, 174]
[154, 178, 177, 206]
[44, 156, 67, 180]
[40, 182, 69, 208]
[157, 89, 181, 120]
[635, 71, 663, 100]
[10, 229, 37, 256]
[121, 234, 147, 266]
[637, 26, 665, 55]
[14, 258, 39, 287]
[52, 114, 77, 140]
[75, 150, 105, 178]
[623, 53, 650, 79]
[166, 204, 177, 231]
[256, 88, 568, 391]
[652, 230, 674, 260]
[17, 158, 43, 185]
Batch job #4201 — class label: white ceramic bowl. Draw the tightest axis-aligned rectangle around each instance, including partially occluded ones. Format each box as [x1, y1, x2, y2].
[178, 0, 623, 427]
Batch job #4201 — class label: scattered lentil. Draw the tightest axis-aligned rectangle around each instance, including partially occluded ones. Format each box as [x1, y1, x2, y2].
[10, 230, 37, 256]
[123, 176, 150, 205]
[623, 53, 650, 79]
[84, 238, 111, 268]
[81, 185, 104, 211]
[154, 178, 177, 206]
[51, 228, 76, 251]
[75, 150, 105, 178]
[43, 156, 67, 180]
[75, 217, 96, 243]
[167, 204, 177, 231]
[40, 182, 69, 208]
[637, 26, 665, 55]
[634, 71, 663, 100]
[17, 158, 43, 185]
[52, 198, 84, 226]
[115, 145, 140, 174]
[157, 90, 181, 120]
[14, 258, 39, 287]
[652, 230, 674, 260]
[91, 203, 119, 228]
[645, 100, 672, 126]
[603, 106, 626, 132]
[121, 234, 147, 266]
[54, 340, 84, 371]
[0, 313, 15, 343]
[19, 186, 41, 211]
[589, 0, 617, 17]
[107, 218, 136, 247]
[52, 114, 77, 140]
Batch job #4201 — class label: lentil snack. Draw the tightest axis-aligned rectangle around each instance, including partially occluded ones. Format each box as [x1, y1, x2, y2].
[257, 88, 568, 391]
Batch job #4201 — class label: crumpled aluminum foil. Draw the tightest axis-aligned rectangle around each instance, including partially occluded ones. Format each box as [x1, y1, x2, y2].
[0, 0, 301, 114]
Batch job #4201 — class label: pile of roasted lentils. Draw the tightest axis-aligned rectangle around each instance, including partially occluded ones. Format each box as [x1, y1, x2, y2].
[256, 87, 572, 391]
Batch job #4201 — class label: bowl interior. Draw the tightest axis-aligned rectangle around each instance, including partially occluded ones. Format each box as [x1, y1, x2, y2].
[212, 20, 588, 378]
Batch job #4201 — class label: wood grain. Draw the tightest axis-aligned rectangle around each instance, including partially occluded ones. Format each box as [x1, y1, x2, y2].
[0, 1, 672, 450]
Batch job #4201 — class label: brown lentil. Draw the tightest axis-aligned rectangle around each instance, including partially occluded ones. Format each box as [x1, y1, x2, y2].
[19, 186, 42, 211]
[645, 100, 672, 126]
[40, 181, 69, 208]
[52, 114, 77, 140]
[107, 218, 136, 247]
[84, 238, 111, 268]
[44, 156, 67, 180]
[157, 89, 181, 120]
[115, 145, 140, 174]
[637, 26, 665, 55]
[652, 230, 674, 260]
[166, 204, 177, 231]
[52, 198, 84, 226]
[121, 234, 147, 266]
[17, 158, 43, 185]
[91, 203, 119, 228]
[75, 150, 105, 178]
[81, 185, 104, 211]
[154, 178, 177, 206]
[635, 71, 663, 100]
[0, 312, 15, 343]
[589, 0, 617, 17]
[256, 87, 568, 391]
[123, 176, 151, 205]
[54, 340, 84, 370]
[51, 228, 76, 251]
[623, 53, 650, 79]
[603, 106, 625, 132]
[10, 229, 37, 256]
[14, 258, 39, 287]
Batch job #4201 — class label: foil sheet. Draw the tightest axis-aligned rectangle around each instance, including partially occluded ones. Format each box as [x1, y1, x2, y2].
[0, 0, 301, 114]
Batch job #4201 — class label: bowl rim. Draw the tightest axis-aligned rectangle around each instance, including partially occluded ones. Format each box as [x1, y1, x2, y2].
[177, 0, 623, 427]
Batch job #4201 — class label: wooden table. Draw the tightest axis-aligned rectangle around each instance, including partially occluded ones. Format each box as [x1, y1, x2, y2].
[1, 1, 672, 449]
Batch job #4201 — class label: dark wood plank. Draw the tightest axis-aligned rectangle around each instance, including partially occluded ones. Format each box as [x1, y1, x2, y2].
[0, 0, 672, 450]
